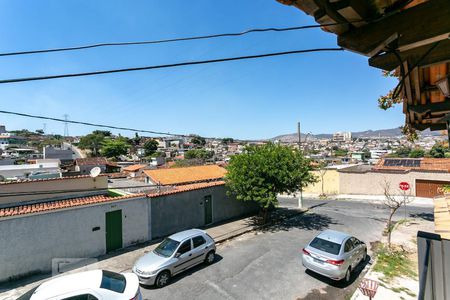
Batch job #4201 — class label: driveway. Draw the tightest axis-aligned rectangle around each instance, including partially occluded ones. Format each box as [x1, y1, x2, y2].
[139, 198, 432, 300]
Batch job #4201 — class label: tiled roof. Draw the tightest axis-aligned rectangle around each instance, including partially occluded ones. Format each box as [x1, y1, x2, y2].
[123, 164, 147, 172]
[143, 165, 227, 185]
[373, 158, 450, 173]
[147, 181, 226, 198]
[0, 175, 106, 186]
[0, 193, 145, 218]
[75, 157, 109, 166]
[434, 196, 450, 240]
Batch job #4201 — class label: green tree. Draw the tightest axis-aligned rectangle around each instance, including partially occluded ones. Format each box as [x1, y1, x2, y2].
[222, 138, 234, 144]
[78, 131, 108, 156]
[408, 148, 425, 158]
[428, 143, 447, 158]
[184, 149, 214, 160]
[100, 138, 129, 159]
[144, 139, 159, 156]
[190, 135, 206, 147]
[226, 143, 316, 223]
[92, 130, 111, 137]
[393, 147, 411, 158]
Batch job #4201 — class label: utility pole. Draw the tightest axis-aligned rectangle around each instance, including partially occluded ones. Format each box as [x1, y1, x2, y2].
[297, 121, 303, 209]
[63, 114, 69, 138]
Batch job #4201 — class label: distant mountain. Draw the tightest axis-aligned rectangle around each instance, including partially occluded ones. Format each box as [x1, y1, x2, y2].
[271, 127, 441, 142]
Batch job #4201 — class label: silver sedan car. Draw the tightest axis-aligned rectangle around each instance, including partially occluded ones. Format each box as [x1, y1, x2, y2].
[132, 229, 216, 287]
[302, 230, 367, 283]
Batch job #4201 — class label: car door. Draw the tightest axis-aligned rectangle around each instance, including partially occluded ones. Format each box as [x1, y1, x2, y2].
[173, 239, 194, 274]
[351, 237, 364, 263]
[191, 235, 208, 265]
[343, 238, 356, 269]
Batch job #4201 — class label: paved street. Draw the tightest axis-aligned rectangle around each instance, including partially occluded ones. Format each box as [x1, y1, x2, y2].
[138, 198, 432, 300]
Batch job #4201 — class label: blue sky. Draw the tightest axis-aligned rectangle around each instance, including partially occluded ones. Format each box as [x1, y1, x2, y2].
[0, 0, 401, 139]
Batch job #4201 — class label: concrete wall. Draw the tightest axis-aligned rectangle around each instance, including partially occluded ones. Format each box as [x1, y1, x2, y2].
[0, 196, 149, 282]
[339, 170, 450, 196]
[303, 170, 340, 195]
[43, 147, 73, 160]
[0, 163, 60, 179]
[0, 176, 108, 207]
[76, 164, 107, 175]
[150, 185, 258, 239]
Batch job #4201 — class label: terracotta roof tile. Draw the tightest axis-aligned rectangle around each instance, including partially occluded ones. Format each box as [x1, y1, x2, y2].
[123, 164, 147, 172]
[0, 193, 145, 218]
[143, 165, 227, 185]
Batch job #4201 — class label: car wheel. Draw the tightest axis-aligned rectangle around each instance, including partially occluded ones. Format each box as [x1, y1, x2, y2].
[343, 267, 351, 283]
[155, 271, 171, 288]
[205, 250, 216, 265]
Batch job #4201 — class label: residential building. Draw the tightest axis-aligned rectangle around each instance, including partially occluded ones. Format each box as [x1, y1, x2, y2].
[0, 159, 60, 180]
[332, 132, 352, 142]
[75, 157, 119, 175]
[122, 164, 148, 178]
[43, 146, 73, 162]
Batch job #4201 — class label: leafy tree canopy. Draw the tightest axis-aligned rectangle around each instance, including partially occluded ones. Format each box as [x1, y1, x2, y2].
[226, 143, 316, 210]
[184, 149, 214, 160]
[222, 138, 234, 144]
[429, 143, 448, 158]
[100, 138, 129, 159]
[143, 139, 159, 156]
[190, 135, 206, 146]
[78, 131, 110, 156]
[408, 148, 425, 158]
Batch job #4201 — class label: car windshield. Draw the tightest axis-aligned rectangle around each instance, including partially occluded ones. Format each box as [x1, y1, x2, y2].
[100, 270, 126, 293]
[154, 238, 180, 257]
[309, 237, 341, 255]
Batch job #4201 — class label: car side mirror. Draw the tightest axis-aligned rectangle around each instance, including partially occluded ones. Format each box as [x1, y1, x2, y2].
[175, 253, 181, 258]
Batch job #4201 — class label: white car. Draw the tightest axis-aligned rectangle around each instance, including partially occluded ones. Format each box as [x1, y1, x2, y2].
[18, 270, 141, 300]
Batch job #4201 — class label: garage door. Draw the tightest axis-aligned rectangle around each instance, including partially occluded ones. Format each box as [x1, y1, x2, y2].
[416, 180, 450, 198]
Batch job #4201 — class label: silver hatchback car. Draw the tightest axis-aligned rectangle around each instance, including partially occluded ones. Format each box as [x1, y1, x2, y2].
[132, 229, 216, 287]
[302, 230, 367, 283]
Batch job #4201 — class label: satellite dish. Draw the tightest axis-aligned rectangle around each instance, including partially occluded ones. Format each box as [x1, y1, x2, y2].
[90, 167, 101, 178]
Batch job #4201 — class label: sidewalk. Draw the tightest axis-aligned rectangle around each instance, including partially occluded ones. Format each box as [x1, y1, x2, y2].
[0, 208, 304, 300]
[282, 193, 434, 207]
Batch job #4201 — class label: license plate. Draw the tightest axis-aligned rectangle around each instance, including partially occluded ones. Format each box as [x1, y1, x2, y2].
[313, 258, 324, 264]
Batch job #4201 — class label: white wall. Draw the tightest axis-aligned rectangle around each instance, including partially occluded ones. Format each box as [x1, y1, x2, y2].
[0, 197, 150, 282]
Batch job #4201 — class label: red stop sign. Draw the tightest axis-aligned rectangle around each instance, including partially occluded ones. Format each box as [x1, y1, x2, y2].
[399, 182, 410, 191]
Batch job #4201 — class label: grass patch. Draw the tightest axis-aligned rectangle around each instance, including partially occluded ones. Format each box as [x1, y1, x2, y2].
[392, 287, 416, 297]
[107, 189, 125, 197]
[373, 245, 416, 280]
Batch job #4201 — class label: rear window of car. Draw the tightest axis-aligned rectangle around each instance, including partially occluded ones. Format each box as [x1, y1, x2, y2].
[309, 237, 341, 255]
[100, 270, 126, 293]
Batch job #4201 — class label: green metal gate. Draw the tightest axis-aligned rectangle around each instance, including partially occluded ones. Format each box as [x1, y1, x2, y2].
[105, 210, 123, 252]
[204, 195, 213, 225]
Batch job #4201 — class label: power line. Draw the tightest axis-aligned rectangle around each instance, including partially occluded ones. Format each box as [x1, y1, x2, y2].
[0, 22, 358, 57]
[0, 110, 191, 138]
[0, 47, 344, 84]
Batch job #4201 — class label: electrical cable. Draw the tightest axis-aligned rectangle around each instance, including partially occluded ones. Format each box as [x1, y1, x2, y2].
[0, 47, 344, 84]
[0, 22, 360, 57]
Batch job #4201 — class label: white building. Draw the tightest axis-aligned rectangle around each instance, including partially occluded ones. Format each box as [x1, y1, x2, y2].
[0, 159, 60, 180]
[333, 132, 352, 142]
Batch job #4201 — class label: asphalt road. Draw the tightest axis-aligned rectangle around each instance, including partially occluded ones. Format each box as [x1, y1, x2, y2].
[140, 198, 432, 300]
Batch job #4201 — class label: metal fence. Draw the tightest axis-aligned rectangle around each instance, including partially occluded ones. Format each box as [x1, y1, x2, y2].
[417, 231, 450, 300]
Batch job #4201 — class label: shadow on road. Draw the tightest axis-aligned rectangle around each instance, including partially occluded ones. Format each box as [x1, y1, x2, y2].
[245, 208, 340, 233]
[141, 254, 224, 289]
[409, 212, 434, 221]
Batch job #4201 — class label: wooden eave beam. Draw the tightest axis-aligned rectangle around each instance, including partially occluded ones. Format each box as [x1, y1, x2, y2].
[369, 39, 450, 71]
[409, 101, 450, 115]
[337, 0, 450, 56]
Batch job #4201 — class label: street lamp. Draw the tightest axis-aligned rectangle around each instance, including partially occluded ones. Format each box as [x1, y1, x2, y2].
[436, 74, 450, 98]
